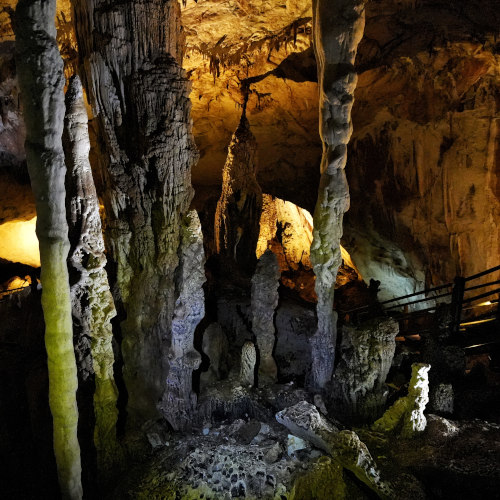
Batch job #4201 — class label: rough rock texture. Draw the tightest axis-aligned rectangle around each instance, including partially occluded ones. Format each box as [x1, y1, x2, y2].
[13, 0, 82, 497]
[159, 211, 205, 431]
[240, 341, 257, 387]
[330, 318, 398, 423]
[63, 75, 119, 467]
[251, 250, 280, 384]
[200, 322, 229, 388]
[429, 383, 454, 415]
[214, 114, 262, 271]
[308, 0, 366, 390]
[276, 401, 394, 498]
[373, 363, 431, 438]
[72, 0, 199, 424]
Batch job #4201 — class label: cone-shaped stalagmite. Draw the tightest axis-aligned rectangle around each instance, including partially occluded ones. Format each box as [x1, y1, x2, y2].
[215, 114, 262, 272]
[63, 76, 119, 467]
[309, 0, 366, 390]
[14, 1, 82, 497]
[72, 0, 199, 425]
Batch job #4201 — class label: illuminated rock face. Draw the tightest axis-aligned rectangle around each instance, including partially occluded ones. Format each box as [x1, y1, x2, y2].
[72, 0, 198, 424]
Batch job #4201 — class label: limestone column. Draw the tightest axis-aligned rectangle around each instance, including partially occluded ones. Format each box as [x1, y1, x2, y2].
[63, 76, 119, 467]
[14, 1, 82, 497]
[309, 0, 366, 390]
[72, 0, 199, 425]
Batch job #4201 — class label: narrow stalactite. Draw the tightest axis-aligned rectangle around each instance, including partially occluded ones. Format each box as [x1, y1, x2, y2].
[63, 75, 119, 469]
[13, 1, 82, 498]
[72, 0, 199, 425]
[214, 112, 263, 273]
[309, 0, 366, 390]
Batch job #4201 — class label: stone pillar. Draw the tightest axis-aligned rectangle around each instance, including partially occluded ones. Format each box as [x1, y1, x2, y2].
[72, 0, 199, 424]
[159, 211, 205, 430]
[63, 75, 119, 467]
[14, 1, 82, 497]
[214, 114, 262, 272]
[251, 250, 280, 384]
[309, 0, 366, 390]
[240, 341, 257, 387]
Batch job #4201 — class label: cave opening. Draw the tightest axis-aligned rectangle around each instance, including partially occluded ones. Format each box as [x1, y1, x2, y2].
[0, 0, 499, 499]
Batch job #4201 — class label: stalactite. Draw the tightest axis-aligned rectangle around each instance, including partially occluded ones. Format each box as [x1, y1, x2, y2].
[309, 0, 366, 391]
[13, 1, 82, 497]
[63, 75, 119, 468]
[72, 0, 199, 425]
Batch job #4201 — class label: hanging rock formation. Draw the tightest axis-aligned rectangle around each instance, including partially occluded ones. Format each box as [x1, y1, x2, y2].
[214, 114, 262, 272]
[373, 363, 431, 438]
[251, 249, 280, 384]
[276, 401, 394, 499]
[308, 0, 366, 390]
[159, 210, 205, 431]
[330, 318, 398, 423]
[72, 0, 198, 424]
[63, 75, 119, 464]
[13, 0, 82, 497]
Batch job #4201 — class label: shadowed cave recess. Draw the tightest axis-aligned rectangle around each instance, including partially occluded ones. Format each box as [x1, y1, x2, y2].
[0, 0, 499, 499]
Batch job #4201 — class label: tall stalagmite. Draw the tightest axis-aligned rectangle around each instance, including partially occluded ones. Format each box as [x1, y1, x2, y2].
[214, 114, 262, 272]
[63, 76, 119, 466]
[72, 0, 199, 424]
[309, 0, 366, 390]
[14, 1, 82, 497]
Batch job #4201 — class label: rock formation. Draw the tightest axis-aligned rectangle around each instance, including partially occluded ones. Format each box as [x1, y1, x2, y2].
[200, 323, 229, 388]
[240, 341, 257, 387]
[330, 318, 398, 422]
[251, 249, 280, 384]
[159, 211, 205, 431]
[214, 114, 262, 271]
[13, 0, 82, 497]
[72, 0, 199, 424]
[63, 75, 119, 466]
[276, 401, 394, 498]
[308, 0, 366, 390]
[373, 363, 431, 438]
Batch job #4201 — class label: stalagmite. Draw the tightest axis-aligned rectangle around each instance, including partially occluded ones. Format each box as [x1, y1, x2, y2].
[200, 323, 229, 388]
[214, 114, 262, 272]
[13, 1, 82, 497]
[240, 341, 257, 387]
[309, 0, 366, 390]
[373, 363, 431, 438]
[63, 76, 119, 466]
[72, 0, 199, 424]
[251, 249, 280, 384]
[330, 318, 398, 422]
[159, 211, 205, 431]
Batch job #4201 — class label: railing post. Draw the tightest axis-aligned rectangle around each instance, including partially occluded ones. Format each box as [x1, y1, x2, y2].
[450, 276, 466, 335]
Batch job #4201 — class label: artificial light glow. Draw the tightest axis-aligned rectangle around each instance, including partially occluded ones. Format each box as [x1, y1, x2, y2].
[0, 217, 40, 267]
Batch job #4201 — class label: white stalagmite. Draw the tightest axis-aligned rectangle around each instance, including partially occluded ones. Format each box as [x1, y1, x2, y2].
[309, 0, 366, 390]
[13, 0, 82, 497]
[251, 249, 280, 384]
[63, 75, 119, 466]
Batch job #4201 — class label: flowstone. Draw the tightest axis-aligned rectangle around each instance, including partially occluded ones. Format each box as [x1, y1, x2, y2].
[373, 363, 431, 438]
[330, 318, 398, 422]
[251, 250, 280, 384]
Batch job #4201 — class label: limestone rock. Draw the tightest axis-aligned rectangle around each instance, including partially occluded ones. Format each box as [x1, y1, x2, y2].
[251, 250, 280, 384]
[330, 317, 398, 423]
[429, 383, 454, 415]
[214, 114, 263, 271]
[200, 323, 229, 387]
[276, 401, 394, 498]
[240, 341, 257, 387]
[73, 0, 198, 424]
[63, 75, 119, 465]
[308, 0, 366, 390]
[373, 363, 431, 438]
[159, 210, 205, 431]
